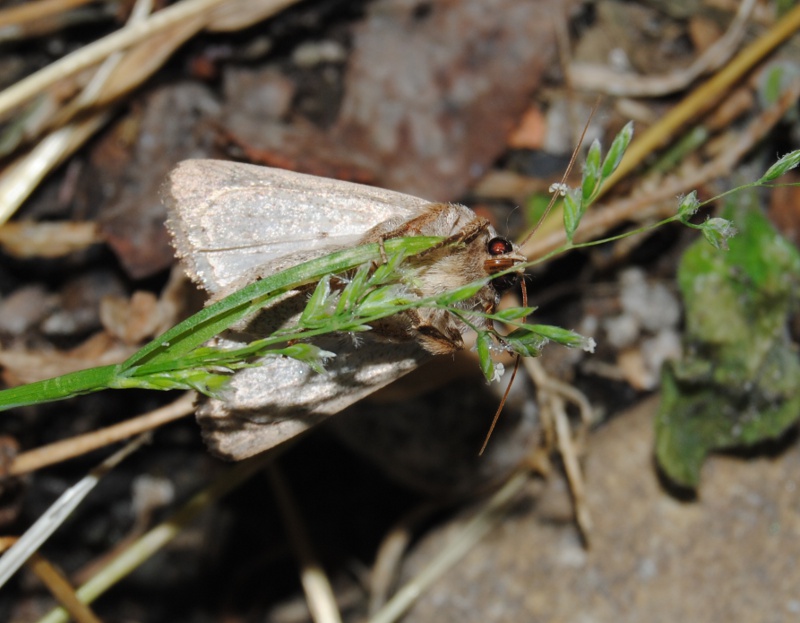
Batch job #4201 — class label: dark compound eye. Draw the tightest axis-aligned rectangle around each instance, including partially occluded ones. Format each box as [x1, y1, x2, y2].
[488, 236, 513, 256]
[484, 237, 519, 292]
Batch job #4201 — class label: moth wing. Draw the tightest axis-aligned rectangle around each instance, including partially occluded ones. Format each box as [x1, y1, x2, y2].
[197, 334, 429, 460]
[163, 160, 432, 296]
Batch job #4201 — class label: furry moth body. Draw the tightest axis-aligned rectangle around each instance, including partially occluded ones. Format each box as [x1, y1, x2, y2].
[164, 160, 526, 459]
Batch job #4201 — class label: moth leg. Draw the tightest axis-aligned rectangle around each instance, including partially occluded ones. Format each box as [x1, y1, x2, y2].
[397, 207, 491, 262]
[436, 214, 489, 246]
[405, 308, 465, 356]
[368, 306, 464, 356]
[361, 203, 488, 247]
[378, 237, 389, 264]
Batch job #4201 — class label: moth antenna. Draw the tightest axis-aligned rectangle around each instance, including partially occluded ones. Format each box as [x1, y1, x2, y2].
[479, 355, 520, 456]
[489, 104, 598, 450]
[480, 103, 600, 451]
[378, 237, 389, 264]
[521, 272, 528, 308]
[520, 96, 602, 247]
[478, 278, 528, 456]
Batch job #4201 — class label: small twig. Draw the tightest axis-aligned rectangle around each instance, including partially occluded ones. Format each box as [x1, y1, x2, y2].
[368, 472, 529, 623]
[0, 434, 149, 590]
[553, 400, 592, 541]
[523, 80, 800, 260]
[0, 0, 299, 119]
[598, 3, 800, 193]
[0, 112, 111, 224]
[0, 540, 102, 622]
[267, 463, 343, 623]
[7, 392, 195, 476]
[27, 553, 103, 623]
[522, 358, 593, 543]
[35, 449, 279, 623]
[368, 502, 443, 615]
[0, 0, 155, 224]
[0, 0, 218, 117]
[570, 0, 756, 97]
[0, 0, 97, 30]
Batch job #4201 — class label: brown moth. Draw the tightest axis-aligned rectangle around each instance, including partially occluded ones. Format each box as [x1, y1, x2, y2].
[164, 160, 526, 460]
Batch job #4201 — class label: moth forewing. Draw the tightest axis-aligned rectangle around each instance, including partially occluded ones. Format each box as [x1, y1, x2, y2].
[163, 159, 433, 298]
[164, 160, 528, 459]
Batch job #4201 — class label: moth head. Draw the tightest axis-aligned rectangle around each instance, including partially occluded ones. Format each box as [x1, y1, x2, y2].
[484, 236, 526, 292]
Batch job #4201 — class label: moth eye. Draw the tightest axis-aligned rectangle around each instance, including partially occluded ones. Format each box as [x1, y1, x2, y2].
[488, 236, 513, 256]
[485, 237, 519, 292]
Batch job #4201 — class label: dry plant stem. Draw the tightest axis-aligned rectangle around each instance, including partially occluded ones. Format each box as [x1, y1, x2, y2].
[368, 503, 443, 615]
[0, 0, 298, 118]
[522, 358, 592, 542]
[523, 80, 800, 260]
[0, 541, 100, 621]
[0, 435, 148, 590]
[0, 113, 110, 224]
[0, 0, 299, 223]
[0, 536, 16, 550]
[368, 472, 529, 623]
[27, 553, 102, 623]
[0, 0, 96, 30]
[570, 0, 756, 97]
[552, 2, 583, 149]
[548, 368, 595, 451]
[0, 0, 151, 223]
[52, 0, 151, 123]
[36, 450, 278, 623]
[599, 2, 800, 194]
[267, 464, 343, 623]
[553, 400, 592, 540]
[8, 392, 196, 476]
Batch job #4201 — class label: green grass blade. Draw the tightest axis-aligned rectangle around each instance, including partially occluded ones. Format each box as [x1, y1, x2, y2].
[0, 365, 120, 411]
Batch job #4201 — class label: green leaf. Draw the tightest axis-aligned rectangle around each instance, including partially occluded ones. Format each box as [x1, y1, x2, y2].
[300, 275, 333, 325]
[336, 264, 371, 315]
[436, 280, 488, 306]
[0, 236, 445, 411]
[503, 327, 549, 358]
[476, 331, 498, 383]
[529, 324, 596, 352]
[700, 217, 737, 251]
[113, 368, 233, 395]
[277, 343, 336, 375]
[655, 197, 800, 488]
[677, 191, 700, 221]
[491, 306, 538, 322]
[601, 121, 633, 179]
[122, 235, 443, 372]
[581, 139, 602, 204]
[759, 149, 800, 183]
[358, 284, 413, 315]
[369, 251, 405, 286]
[563, 188, 583, 242]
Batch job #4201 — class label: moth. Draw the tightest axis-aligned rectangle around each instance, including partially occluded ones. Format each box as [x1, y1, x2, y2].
[164, 160, 526, 460]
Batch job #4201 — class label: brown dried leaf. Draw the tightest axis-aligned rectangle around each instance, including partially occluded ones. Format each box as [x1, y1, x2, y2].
[100, 291, 161, 346]
[0, 221, 100, 258]
[0, 332, 134, 386]
[221, 0, 570, 200]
